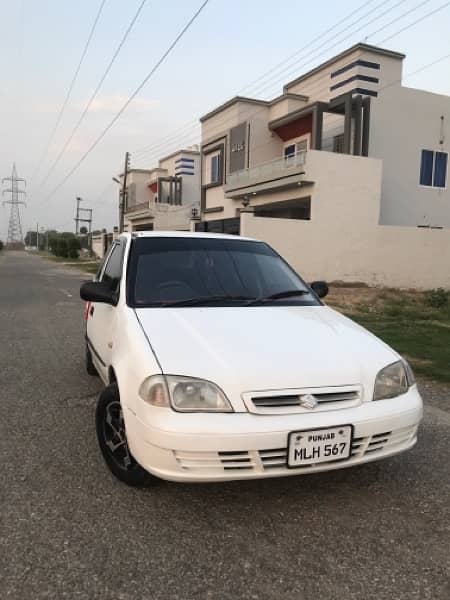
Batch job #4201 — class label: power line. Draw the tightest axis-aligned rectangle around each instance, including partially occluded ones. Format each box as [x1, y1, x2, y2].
[132, 0, 392, 160]
[134, 46, 450, 172]
[131, 0, 412, 165]
[30, 0, 108, 183]
[233, 51, 450, 161]
[36, 0, 148, 191]
[132, 0, 449, 168]
[38, 0, 211, 208]
[244, 0, 402, 98]
[55, 50, 450, 229]
[248, 0, 423, 99]
[240, 0, 379, 95]
[378, 0, 450, 43]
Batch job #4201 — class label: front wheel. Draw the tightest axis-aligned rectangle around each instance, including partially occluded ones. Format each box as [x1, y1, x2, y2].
[95, 383, 157, 487]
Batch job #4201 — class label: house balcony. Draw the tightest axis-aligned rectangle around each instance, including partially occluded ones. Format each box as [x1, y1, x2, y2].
[125, 200, 155, 218]
[224, 151, 313, 200]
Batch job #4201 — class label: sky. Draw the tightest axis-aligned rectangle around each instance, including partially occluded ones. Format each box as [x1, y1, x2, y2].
[0, 0, 449, 240]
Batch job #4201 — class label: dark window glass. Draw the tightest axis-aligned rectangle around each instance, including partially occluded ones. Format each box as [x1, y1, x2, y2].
[210, 155, 220, 183]
[101, 244, 124, 292]
[284, 144, 296, 158]
[127, 237, 318, 307]
[420, 149, 433, 186]
[434, 152, 448, 188]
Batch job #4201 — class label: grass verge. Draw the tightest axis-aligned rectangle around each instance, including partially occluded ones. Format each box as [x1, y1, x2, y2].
[36, 252, 100, 275]
[329, 288, 450, 383]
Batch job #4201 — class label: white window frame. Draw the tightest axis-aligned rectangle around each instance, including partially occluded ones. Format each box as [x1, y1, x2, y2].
[418, 148, 448, 190]
[283, 135, 309, 168]
[283, 134, 309, 157]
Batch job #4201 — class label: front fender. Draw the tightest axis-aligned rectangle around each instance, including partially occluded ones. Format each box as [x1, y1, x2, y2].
[112, 308, 162, 415]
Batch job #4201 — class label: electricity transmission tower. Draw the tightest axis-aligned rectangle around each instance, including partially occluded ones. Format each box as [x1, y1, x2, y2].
[2, 163, 26, 247]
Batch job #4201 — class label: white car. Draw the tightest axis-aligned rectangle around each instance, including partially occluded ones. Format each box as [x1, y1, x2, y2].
[80, 231, 422, 486]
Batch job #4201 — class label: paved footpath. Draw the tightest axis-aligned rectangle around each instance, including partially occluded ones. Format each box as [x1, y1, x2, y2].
[1, 251, 449, 600]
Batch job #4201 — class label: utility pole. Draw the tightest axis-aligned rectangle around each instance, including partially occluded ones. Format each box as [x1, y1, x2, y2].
[74, 196, 93, 256]
[2, 163, 26, 248]
[75, 196, 83, 235]
[36, 222, 39, 250]
[119, 151, 130, 233]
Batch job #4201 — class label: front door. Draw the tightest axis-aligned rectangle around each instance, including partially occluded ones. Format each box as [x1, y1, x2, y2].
[86, 240, 125, 381]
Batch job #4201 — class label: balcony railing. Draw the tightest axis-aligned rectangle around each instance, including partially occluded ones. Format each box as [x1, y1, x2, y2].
[226, 151, 306, 189]
[125, 200, 151, 214]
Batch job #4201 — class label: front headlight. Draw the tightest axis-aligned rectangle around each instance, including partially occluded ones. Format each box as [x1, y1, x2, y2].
[373, 360, 414, 400]
[139, 375, 233, 412]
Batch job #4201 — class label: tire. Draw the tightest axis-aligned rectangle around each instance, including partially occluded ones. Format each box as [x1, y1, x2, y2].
[86, 344, 99, 377]
[95, 383, 157, 487]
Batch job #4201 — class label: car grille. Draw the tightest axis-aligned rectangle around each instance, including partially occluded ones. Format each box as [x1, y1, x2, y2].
[244, 386, 362, 414]
[173, 424, 417, 475]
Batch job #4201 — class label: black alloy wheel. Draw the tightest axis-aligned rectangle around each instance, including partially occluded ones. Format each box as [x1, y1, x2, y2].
[95, 383, 157, 487]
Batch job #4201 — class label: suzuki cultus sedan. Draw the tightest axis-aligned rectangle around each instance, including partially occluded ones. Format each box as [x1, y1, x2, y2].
[80, 232, 422, 486]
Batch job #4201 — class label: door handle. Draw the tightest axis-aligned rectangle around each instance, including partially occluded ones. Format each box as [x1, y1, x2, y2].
[90, 305, 94, 316]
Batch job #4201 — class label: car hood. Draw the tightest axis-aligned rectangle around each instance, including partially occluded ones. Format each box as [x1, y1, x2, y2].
[135, 305, 398, 408]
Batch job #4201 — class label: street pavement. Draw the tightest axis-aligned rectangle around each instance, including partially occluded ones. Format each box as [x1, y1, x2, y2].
[1, 251, 449, 600]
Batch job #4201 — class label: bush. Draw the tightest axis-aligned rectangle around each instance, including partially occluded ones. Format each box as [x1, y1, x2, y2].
[68, 237, 81, 259]
[48, 234, 58, 255]
[0, 240, 3, 251]
[425, 288, 449, 309]
[56, 237, 68, 258]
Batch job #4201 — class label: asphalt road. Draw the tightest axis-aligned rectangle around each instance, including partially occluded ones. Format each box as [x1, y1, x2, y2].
[1, 251, 449, 600]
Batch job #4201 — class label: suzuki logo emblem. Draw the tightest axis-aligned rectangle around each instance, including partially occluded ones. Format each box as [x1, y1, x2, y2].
[299, 393, 318, 409]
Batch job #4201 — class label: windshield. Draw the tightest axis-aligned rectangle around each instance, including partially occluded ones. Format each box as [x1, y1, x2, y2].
[127, 237, 320, 308]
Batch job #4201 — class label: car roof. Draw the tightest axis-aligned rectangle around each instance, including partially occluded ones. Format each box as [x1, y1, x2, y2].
[122, 231, 258, 242]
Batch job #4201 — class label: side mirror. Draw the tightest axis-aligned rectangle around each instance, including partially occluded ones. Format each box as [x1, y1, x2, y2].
[80, 280, 117, 306]
[310, 280, 329, 299]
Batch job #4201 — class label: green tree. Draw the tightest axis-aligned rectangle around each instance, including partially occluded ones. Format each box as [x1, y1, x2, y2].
[0, 240, 4, 251]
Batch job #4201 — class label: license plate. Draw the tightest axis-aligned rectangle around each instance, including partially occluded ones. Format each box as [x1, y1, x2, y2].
[287, 425, 353, 467]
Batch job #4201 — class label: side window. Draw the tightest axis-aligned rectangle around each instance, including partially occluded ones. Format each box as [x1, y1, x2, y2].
[420, 149, 448, 188]
[101, 243, 125, 293]
[203, 144, 224, 186]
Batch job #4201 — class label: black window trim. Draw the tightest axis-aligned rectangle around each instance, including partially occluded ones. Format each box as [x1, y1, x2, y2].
[202, 143, 225, 189]
[100, 239, 126, 298]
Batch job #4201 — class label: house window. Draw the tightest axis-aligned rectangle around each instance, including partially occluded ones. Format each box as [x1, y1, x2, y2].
[333, 134, 345, 153]
[284, 144, 296, 159]
[284, 139, 307, 159]
[283, 139, 308, 166]
[420, 149, 448, 188]
[210, 154, 220, 183]
[204, 147, 223, 186]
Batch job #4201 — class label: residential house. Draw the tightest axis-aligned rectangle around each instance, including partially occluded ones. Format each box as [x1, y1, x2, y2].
[198, 43, 449, 234]
[121, 146, 200, 232]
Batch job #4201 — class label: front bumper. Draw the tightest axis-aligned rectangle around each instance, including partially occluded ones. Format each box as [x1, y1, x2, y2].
[125, 386, 423, 482]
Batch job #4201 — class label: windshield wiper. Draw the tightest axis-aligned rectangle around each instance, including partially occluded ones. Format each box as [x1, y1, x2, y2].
[160, 295, 255, 307]
[246, 289, 310, 305]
